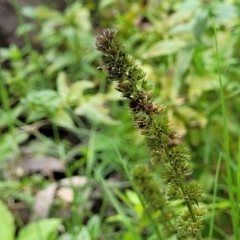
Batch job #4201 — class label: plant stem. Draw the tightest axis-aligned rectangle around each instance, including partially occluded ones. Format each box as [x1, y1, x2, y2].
[179, 182, 202, 240]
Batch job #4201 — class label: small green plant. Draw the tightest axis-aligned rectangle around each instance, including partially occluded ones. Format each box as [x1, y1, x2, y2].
[0, 199, 60, 240]
[96, 29, 207, 239]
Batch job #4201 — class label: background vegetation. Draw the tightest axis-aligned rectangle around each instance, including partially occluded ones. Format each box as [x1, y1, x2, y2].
[0, 0, 240, 239]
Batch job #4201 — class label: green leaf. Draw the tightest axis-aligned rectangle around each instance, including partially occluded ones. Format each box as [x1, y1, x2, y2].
[57, 72, 70, 102]
[176, 43, 195, 77]
[214, 3, 238, 24]
[21, 6, 37, 18]
[0, 200, 14, 240]
[67, 80, 95, 105]
[99, 0, 118, 10]
[9, 44, 22, 60]
[24, 90, 61, 122]
[46, 53, 75, 74]
[125, 190, 140, 205]
[17, 218, 61, 240]
[22, 5, 60, 20]
[142, 40, 185, 59]
[0, 131, 29, 163]
[87, 215, 101, 239]
[171, 43, 195, 98]
[178, 0, 200, 10]
[193, 9, 208, 42]
[177, 106, 207, 128]
[75, 95, 120, 125]
[16, 23, 36, 36]
[72, 4, 92, 32]
[0, 47, 11, 60]
[76, 227, 91, 240]
[187, 74, 219, 100]
[0, 105, 23, 128]
[123, 231, 137, 240]
[51, 109, 75, 129]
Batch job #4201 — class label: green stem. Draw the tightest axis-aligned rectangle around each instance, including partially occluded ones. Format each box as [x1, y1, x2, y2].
[179, 182, 202, 240]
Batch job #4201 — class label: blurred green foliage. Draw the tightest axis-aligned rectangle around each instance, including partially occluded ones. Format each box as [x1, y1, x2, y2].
[0, 0, 240, 239]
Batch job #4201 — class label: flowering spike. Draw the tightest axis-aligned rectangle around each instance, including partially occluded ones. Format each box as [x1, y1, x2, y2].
[96, 29, 206, 239]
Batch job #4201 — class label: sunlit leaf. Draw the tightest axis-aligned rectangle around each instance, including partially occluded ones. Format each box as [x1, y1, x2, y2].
[46, 53, 75, 74]
[0, 200, 14, 240]
[57, 72, 70, 102]
[176, 106, 207, 128]
[76, 227, 91, 240]
[99, 0, 118, 9]
[51, 109, 75, 129]
[123, 231, 137, 240]
[75, 95, 120, 125]
[87, 215, 101, 239]
[17, 218, 61, 240]
[67, 80, 95, 105]
[214, 3, 238, 24]
[21, 6, 38, 18]
[126, 190, 140, 205]
[142, 40, 185, 59]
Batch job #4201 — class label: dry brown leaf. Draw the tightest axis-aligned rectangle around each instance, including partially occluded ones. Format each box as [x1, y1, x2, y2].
[56, 188, 74, 203]
[22, 156, 65, 176]
[59, 176, 88, 188]
[30, 183, 57, 221]
[57, 176, 91, 205]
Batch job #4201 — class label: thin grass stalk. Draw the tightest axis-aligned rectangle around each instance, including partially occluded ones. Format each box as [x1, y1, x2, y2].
[213, 19, 239, 239]
[208, 155, 222, 239]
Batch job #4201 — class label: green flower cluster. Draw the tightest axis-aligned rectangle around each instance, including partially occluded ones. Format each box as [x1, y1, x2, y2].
[131, 164, 167, 211]
[132, 164, 175, 236]
[96, 29, 207, 239]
